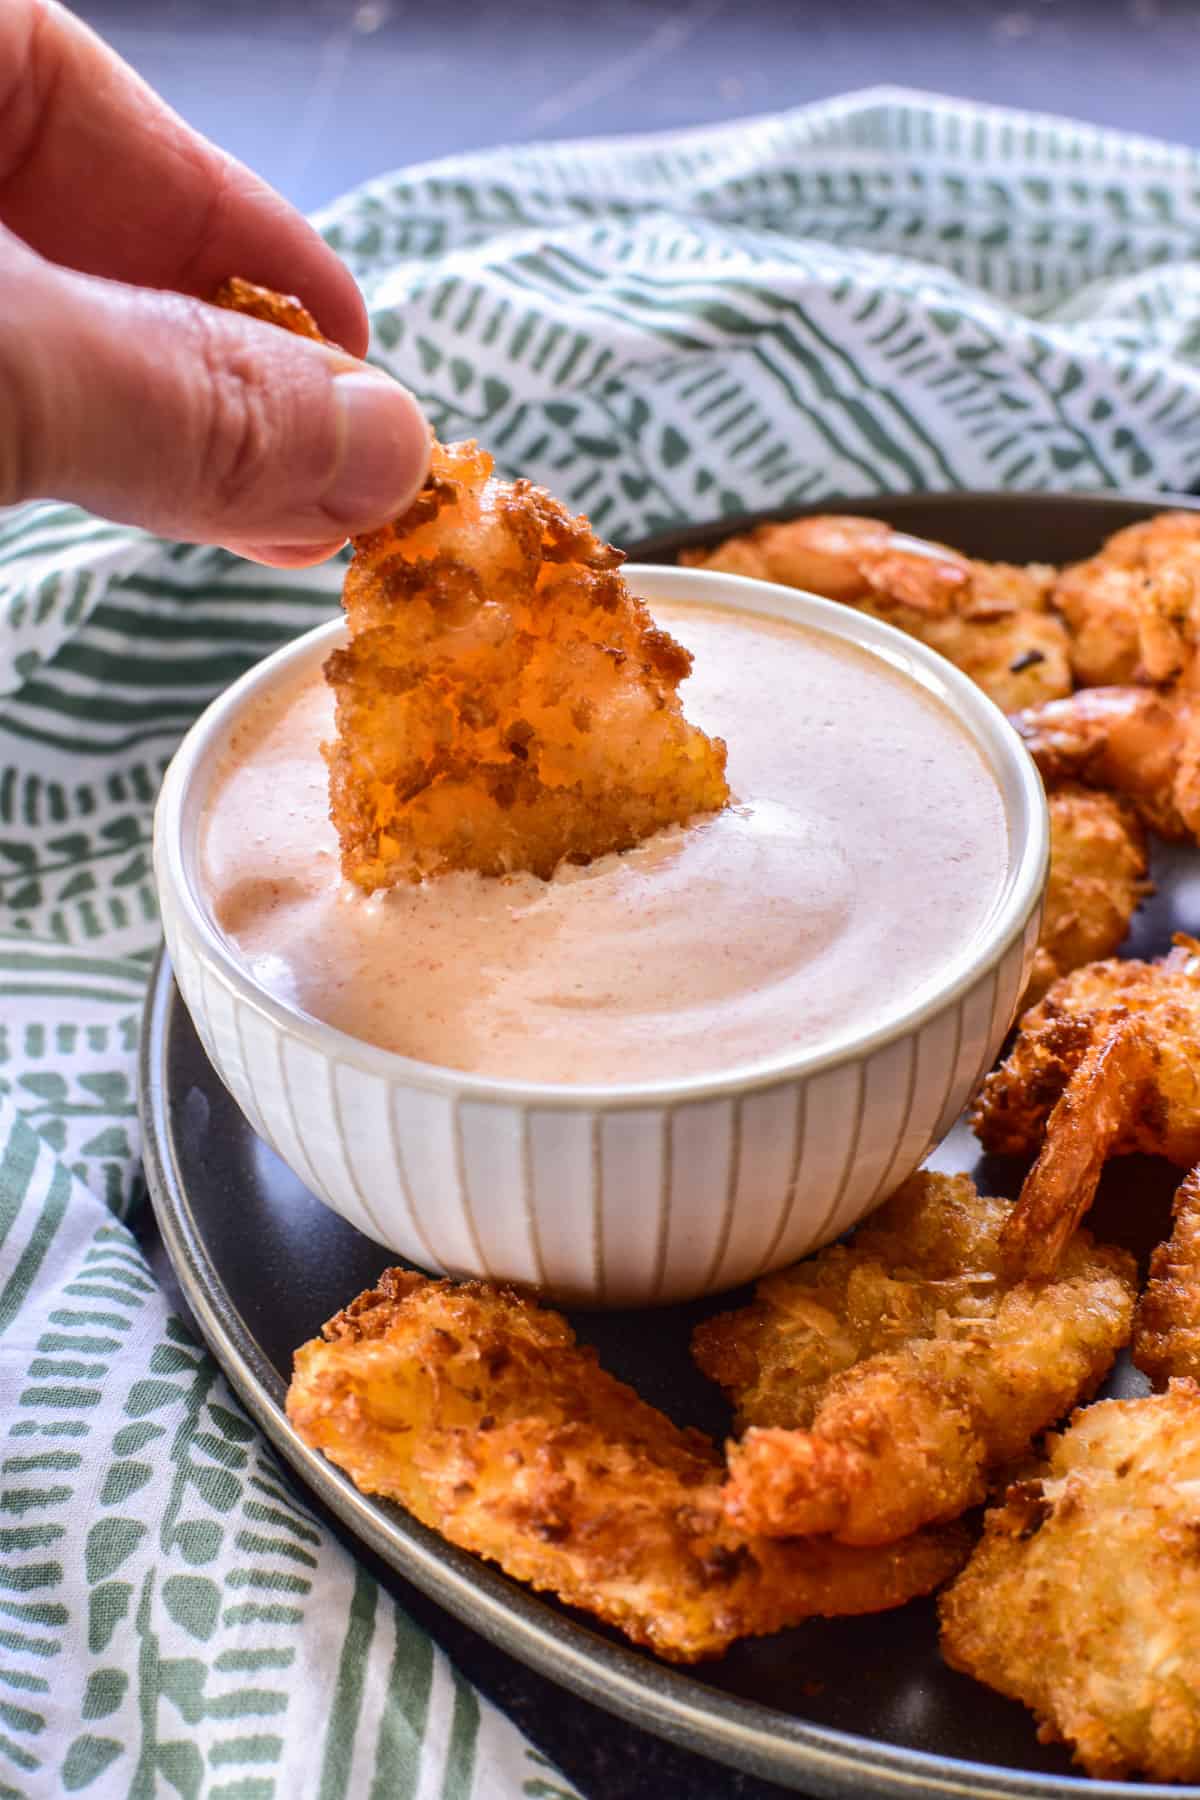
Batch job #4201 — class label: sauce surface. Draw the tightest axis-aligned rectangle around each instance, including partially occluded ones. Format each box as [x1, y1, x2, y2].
[199, 601, 1009, 1084]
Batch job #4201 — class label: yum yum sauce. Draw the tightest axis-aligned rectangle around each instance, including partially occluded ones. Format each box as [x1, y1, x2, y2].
[199, 600, 1009, 1085]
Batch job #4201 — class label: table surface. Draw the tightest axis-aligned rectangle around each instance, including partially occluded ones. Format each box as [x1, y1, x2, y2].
[79, 0, 1199, 215]
[76, 1, 1197, 1794]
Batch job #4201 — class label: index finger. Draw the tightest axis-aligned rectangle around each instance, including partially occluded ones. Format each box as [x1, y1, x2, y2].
[0, 0, 368, 355]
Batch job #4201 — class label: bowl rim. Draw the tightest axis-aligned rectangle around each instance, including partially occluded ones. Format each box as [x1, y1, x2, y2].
[153, 563, 1049, 1111]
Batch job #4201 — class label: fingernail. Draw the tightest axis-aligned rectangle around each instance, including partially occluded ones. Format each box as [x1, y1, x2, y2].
[326, 371, 431, 529]
[225, 540, 348, 569]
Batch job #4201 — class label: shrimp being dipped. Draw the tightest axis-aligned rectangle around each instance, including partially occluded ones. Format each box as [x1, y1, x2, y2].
[1026, 785, 1148, 1006]
[286, 1271, 968, 1662]
[216, 278, 729, 889]
[326, 441, 730, 887]
[681, 515, 1069, 711]
[940, 1381, 1200, 1783]
[1054, 510, 1200, 687]
[690, 1173, 1135, 1546]
[1013, 684, 1200, 843]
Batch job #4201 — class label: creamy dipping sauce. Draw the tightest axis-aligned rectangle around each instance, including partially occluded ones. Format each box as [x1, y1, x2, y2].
[198, 601, 1009, 1085]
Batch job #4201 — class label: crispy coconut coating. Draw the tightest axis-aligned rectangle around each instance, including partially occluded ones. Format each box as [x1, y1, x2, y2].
[681, 514, 1069, 710]
[940, 1381, 1200, 1782]
[1054, 510, 1200, 687]
[973, 934, 1200, 1168]
[997, 1018, 1160, 1281]
[1133, 1166, 1200, 1388]
[214, 275, 328, 342]
[1025, 784, 1148, 1007]
[690, 1173, 1135, 1547]
[325, 440, 728, 886]
[1013, 683, 1200, 843]
[215, 278, 729, 887]
[286, 1271, 968, 1662]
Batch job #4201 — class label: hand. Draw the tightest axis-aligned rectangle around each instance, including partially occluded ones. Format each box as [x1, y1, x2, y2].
[0, 1, 430, 564]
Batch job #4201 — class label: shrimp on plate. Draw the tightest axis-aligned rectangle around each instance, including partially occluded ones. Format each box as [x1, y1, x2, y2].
[1013, 683, 1200, 844]
[1053, 510, 1200, 688]
[975, 934, 1200, 1281]
[681, 514, 1070, 711]
[940, 1380, 1200, 1782]
[1026, 784, 1148, 1006]
[286, 1271, 969, 1662]
[690, 1172, 1135, 1547]
[1133, 1165, 1200, 1388]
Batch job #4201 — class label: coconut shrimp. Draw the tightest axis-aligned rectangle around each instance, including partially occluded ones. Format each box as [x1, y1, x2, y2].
[1013, 684, 1200, 843]
[691, 1172, 1135, 1547]
[681, 515, 1070, 711]
[1026, 784, 1148, 1006]
[216, 278, 728, 889]
[1054, 510, 1200, 688]
[287, 1269, 969, 1661]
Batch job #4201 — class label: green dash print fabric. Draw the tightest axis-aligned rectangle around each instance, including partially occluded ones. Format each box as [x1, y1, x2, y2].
[5, 83, 1200, 1795]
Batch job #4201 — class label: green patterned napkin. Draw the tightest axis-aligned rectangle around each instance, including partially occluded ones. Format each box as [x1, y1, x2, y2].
[4, 86, 1200, 1798]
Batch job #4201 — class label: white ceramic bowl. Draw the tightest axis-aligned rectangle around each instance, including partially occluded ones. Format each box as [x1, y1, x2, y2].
[154, 564, 1047, 1307]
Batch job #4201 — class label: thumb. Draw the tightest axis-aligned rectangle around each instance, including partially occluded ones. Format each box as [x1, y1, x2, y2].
[0, 237, 430, 546]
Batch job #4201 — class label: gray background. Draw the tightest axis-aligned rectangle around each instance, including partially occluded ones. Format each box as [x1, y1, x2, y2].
[79, 0, 1197, 215]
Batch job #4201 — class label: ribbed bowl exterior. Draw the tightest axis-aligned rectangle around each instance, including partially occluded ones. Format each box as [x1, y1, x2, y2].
[155, 566, 1047, 1308]
[158, 886, 1039, 1307]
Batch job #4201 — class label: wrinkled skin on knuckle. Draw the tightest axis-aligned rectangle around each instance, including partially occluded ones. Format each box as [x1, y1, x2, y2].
[186, 305, 340, 535]
[191, 308, 284, 520]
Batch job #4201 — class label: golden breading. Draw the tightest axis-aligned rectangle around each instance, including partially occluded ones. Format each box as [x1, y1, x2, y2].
[1025, 784, 1148, 1007]
[1133, 1166, 1200, 1387]
[973, 935, 1200, 1168]
[215, 277, 729, 887]
[1013, 683, 1200, 843]
[690, 1173, 1135, 1547]
[214, 275, 328, 342]
[1054, 510, 1200, 687]
[681, 514, 1070, 710]
[325, 441, 729, 886]
[940, 1381, 1200, 1783]
[286, 1271, 968, 1663]
[997, 1018, 1159, 1281]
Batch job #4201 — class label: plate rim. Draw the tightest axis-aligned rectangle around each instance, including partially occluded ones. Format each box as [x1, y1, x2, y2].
[140, 489, 1200, 1800]
[627, 485, 1200, 564]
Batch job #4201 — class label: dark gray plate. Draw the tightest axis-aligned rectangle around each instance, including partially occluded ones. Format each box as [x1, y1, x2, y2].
[141, 492, 1200, 1799]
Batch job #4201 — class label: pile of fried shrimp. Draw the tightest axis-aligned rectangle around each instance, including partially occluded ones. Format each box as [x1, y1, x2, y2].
[277, 479, 1200, 1785]
[688, 507, 1200, 1009]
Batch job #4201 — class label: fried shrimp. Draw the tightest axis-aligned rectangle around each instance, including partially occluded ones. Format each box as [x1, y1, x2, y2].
[997, 1018, 1159, 1281]
[681, 514, 1069, 710]
[1133, 1166, 1200, 1387]
[216, 278, 729, 888]
[940, 1381, 1200, 1782]
[1026, 785, 1148, 1006]
[286, 1271, 967, 1662]
[690, 1173, 1135, 1547]
[973, 934, 1200, 1168]
[326, 442, 729, 885]
[1012, 683, 1200, 843]
[214, 274, 328, 342]
[1054, 510, 1200, 687]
